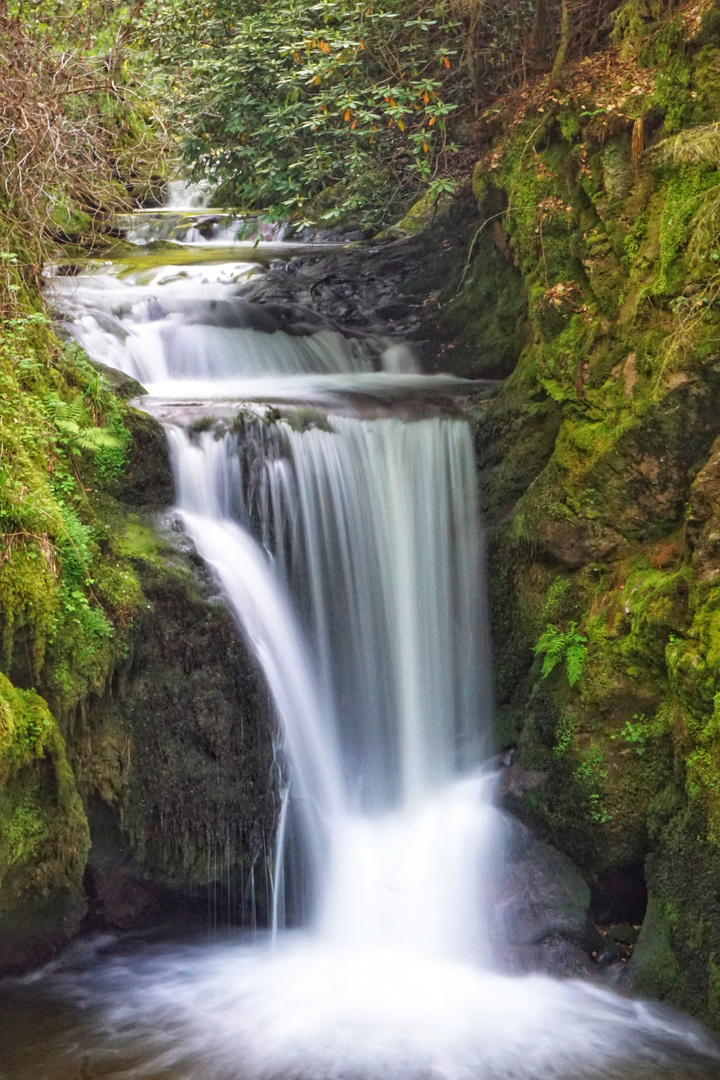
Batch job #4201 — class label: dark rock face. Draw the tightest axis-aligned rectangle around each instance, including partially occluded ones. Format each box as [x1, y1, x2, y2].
[107, 406, 175, 509]
[687, 434, 720, 581]
[248, 198, 528, 379]
[66, 473, 278, 931]
[0, 893, 87, 976]
[72, 524, 276, 931]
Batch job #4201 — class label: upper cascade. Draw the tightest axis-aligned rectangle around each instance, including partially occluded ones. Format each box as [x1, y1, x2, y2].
[49, 260, 392, 395]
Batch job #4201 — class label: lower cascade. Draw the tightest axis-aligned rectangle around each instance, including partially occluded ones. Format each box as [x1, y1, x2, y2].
[6, 236, 720, 1080]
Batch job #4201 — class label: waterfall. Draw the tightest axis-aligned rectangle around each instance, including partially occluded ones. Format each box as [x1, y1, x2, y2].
[166, 417, 500, 961]
[47, 257, 462, 404]
[32, 236, 720, 1080]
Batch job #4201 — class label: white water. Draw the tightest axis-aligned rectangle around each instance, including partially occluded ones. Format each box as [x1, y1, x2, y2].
[27, 234, 720, 1079]
[168, 418, 499, 961]
[49, 260, 386, 388]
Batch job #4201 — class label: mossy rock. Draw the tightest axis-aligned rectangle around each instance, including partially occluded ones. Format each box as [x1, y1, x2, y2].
[0, 674, 89, 971]
[460, 26, 720, 1028]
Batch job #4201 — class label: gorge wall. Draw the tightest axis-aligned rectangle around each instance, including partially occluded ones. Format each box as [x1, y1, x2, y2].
[4, 0, 720, 1037]
[0, 348, 274, 972]
[434, 0, 720, 1028]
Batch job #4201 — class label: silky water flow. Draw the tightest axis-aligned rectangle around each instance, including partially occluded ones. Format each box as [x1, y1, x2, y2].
[6, 238, 720, 1080]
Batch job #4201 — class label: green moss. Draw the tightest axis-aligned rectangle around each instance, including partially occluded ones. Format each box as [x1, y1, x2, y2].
[394, 188, 452, 236]
[415, 204, 529, 379]
[50, 201, 94, 242]
[542, 576, 577, 622]
[282, 407, 334, 434]
[0, 548, 61, 672]
[114, 520, 165, 564]
[0, 673, 54, 770]
[0, 307, 152, 720]
[470, 24, 720, 1008]
[631, 894, 687, 1000]
[0, 673, 89, 917]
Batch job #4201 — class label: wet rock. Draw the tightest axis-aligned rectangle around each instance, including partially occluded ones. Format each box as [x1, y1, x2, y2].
[535, 519, 624, 569]
[89, 360, 146, 400]
[0, 403, 275, 974]
[687, 433, 720, 580]
[531, 934, 597, 978]
[604, 922, 641, 946]
[69, 511, 276, 918]
[248, 235, 431, 338]
[0, 892, 87, 975]
[104, 408, 174, 509]
[493, 819, 600, 976]
[249, 199, 527, 379]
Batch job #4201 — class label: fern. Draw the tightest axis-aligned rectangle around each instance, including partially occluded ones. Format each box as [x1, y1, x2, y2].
[535, 625, 568, 678]
[565, 638, 588, 687]
[45, 394, 121, 454]
[534, 622, 588, 686]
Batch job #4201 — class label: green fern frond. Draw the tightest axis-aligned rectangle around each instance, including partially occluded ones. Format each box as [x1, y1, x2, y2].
[535, 621, 588, 685]
[75, 428, 122, 451]
[566, 641, 588, 686]
[534, 624, 567, 678]
[44, 393, 121, 453]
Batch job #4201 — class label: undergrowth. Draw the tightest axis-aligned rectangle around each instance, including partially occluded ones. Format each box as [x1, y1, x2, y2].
[0, 1, 170, 310]
[0, 305, 144, 714]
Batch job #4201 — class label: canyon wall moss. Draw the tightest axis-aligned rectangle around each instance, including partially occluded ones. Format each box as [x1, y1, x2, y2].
[460, 0, 720, 1027]
[0, 319, 274, 971]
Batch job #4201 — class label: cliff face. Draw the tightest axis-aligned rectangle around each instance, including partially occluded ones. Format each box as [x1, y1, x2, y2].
[444, 0, 720, 1026]
[0, 340, 274, 973]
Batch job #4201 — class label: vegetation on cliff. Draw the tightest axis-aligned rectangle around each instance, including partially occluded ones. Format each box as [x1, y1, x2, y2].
[452, 0, 720, 1027]
[0, 0, 161, 948]
[0, 1, 276, 968]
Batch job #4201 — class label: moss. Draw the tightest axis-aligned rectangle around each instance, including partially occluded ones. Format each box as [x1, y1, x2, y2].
[404, 200, 530, 379]
[0, 547, 61, 673]
[79, 544, 275, 889]
[50, 201, 94, 242]
[394, 188, 452, 236]
[0, 312, 146, 695]
[0, 672, 89, 930]
[0, 287, 158, 958]
[462, 17, 720, 1023]
[114, 519, 168, 567]
[281, 407, 334, 434]
[0, 318, 275, 959]
[631, 894, 687, 1001]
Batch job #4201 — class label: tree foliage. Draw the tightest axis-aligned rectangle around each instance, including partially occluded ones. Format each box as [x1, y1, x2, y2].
[0, 0, 170, 307]
[142, 0, 475, 226]
[140, 0, 625, 226]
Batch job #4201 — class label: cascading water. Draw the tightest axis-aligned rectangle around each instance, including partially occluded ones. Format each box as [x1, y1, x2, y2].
[7, 224, 720, 1080]
[167, 417, 499, 964]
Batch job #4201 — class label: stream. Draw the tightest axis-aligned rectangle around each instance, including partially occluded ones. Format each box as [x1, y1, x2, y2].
[1, 207, 719, 1079]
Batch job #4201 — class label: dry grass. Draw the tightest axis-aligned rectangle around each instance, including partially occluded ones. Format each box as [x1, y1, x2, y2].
[651, 121, 720, 167]
[0, 6, 170, 301]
